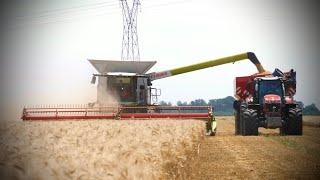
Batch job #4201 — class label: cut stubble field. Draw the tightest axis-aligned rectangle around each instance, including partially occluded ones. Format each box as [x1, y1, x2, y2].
[0, 116, 320, 179]
[180, 116, 320, 179]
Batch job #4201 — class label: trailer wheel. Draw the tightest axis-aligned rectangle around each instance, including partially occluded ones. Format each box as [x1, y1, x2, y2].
[281, 108, 302, 135]
[242, 109, 258, 136]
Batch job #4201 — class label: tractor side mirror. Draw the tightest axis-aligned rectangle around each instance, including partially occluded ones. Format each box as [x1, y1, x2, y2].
[91, 75, 96, 84]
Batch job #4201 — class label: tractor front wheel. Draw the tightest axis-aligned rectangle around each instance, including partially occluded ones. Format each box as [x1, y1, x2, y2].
[281, 108, 302, 135]
[234, 110, 241, 135]
[242, 109, 258, 136]
[233, 100, 241, 135]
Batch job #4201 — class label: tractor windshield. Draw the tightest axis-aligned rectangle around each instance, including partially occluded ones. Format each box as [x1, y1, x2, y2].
[258, 79, 284, 103]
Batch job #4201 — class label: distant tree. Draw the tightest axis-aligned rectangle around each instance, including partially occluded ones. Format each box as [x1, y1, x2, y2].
[303, 103, 320, 115]
[177, 101, 188, 106]
[175, 97, 237, 115]
[190, 99, 207, 106]
[159, 101, 172, 106]
[174, 97, 320, 116]
[208, 96, 235, 115]
[159, 101, 167, 106]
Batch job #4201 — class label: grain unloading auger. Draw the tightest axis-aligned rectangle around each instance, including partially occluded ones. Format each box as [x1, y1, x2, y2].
[22, 52, 269, 136]
[148, 52, 266, 81]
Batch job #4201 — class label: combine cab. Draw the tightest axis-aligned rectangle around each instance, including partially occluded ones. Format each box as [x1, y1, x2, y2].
[233, 69, 302, 136]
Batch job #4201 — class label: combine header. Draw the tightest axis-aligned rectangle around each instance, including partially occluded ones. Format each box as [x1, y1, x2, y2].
[22, 105, 216, 135]
[21, 52, 301, 136]
[22, 105, 213, 121]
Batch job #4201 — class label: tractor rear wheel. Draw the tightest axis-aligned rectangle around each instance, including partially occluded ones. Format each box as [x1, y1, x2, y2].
[281, 108, 302, 135]
[242, 109, 258, 136]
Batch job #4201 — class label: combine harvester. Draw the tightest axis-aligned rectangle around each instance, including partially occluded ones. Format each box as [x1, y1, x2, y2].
[21, 52, 301, 136]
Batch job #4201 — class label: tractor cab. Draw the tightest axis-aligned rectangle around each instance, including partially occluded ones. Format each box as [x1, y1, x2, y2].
[253, 77, 285, 128]
[253, 77, 285, 105]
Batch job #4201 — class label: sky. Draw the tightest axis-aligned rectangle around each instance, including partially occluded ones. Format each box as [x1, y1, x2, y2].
[0, 0, 319, 120]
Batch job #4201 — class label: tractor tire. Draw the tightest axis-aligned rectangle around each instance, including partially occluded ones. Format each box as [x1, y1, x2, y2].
[234, 110, 241, 135]
[281, 108, 302, 135]
[242, 109, 258, 136]
[233, 100, 241, 135]
[238, 103, 248, 135]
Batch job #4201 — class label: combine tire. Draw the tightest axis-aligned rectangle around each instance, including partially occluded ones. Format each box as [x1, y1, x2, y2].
[242, 109, 258, 136]
[281, 108, 302, 135]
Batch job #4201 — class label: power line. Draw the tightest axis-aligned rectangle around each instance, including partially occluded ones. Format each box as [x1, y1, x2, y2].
[144, 0, 192, 11]
[5, 0, 193, 30]
[14, 1, 120, 20]
[14, 0, 192, 22]
[5, 9, 121, 31]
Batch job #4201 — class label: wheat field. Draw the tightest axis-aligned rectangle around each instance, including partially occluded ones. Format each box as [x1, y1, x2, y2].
[0, 119, 205, 179]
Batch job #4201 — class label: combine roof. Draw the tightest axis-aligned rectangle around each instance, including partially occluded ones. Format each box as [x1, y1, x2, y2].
[88, 59, 156, 74]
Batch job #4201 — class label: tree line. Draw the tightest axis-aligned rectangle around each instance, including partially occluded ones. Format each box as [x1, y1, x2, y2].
[159, 96, 320, 116]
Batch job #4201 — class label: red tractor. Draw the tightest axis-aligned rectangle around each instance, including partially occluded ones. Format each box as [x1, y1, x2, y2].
[233, 68, 302, 136]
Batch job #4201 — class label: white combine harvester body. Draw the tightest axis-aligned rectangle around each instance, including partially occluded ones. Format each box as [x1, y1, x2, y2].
[88, 59, 157, 106]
